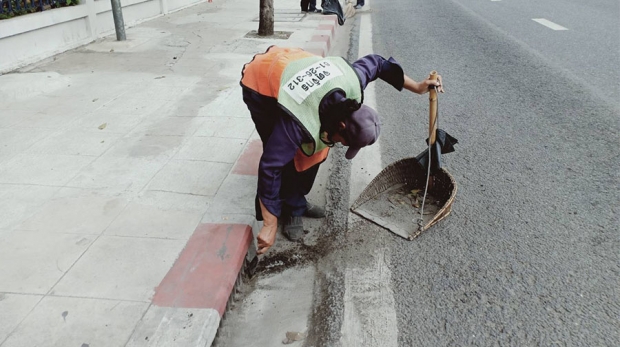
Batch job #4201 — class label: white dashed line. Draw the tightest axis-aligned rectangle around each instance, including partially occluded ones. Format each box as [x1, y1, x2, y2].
[532, 18, 568, 30]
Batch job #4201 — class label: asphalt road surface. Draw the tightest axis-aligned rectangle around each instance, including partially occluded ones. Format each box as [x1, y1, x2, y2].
[341, 0, 619, 345]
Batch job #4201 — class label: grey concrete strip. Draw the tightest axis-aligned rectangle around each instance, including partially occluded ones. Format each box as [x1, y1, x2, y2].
[126, 306, 220, 347]
[341, 242, 399, 347]
[341, 5, 399, 346]
[215, 267, 316, 346]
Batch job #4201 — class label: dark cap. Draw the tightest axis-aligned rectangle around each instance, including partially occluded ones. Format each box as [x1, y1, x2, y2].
[344, 104, 381, 159]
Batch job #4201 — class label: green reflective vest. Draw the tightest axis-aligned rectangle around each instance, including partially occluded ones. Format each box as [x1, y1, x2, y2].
[277, 56, 363, 156]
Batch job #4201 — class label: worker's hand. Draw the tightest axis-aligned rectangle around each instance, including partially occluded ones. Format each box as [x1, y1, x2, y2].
[403, 74, 444, 94]
[257, 223, 277, 255]
[257, 199, 278, 255]
[427, 73, 444, 93]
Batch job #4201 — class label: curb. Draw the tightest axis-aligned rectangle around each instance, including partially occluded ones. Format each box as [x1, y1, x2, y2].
[143, 14, 344, 347]
[304, 15, 339, 57]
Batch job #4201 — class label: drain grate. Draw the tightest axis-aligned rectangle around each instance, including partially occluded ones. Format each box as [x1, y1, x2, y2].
[253, 10, 305, 22]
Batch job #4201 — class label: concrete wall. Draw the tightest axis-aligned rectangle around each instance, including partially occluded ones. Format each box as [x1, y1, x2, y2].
[0, 0, 204, 73]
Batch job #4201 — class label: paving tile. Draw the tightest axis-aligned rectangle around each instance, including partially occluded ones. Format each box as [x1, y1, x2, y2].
[0, 230, 95, 294]
[3, 94, 63, 112]
[0, 184, 59, 230]
[130, 116, 206, 137]
[204, 174, 256, 217]
[69, 109, 148, 134]
[147, 159, 230, 196]
[105, 200, 203, 240]
[123, 72, 200, 87]
[0, 128, 54, 159]
[9, 110, 81, 130]
[104, 134, 186, 159]
[97, 93, 170, 116]
[25, 129, 122, 156]
[131, 84, 192, 101]
[174, 136, 246, 163]
[1, 296, 148, 347]
[134, 190, 212, 211]
[48, 90, 126, 114]
[0, 154, 95, 186]
[67, 157, 167, 193]
[194, 116, 255, 139]
[126, 306, 219, 347]
[17, 188, 129, 235]
[196, 86, 250, 118]
[6, 92, 114, 121]
[0, 110, 36, 128]
[0, 293, 42, 343]
[1, 73, 70, 105]
[0, 108, 76, 129]
[52, 236, 186, 301]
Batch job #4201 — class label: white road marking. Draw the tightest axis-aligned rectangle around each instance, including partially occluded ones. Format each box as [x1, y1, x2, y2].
[341, 7, 399, 347]
[349, 13, 383, 202]
[532, 18, 568, 31]
[491, 0, 501, 2]
[341, 245, 399, 347]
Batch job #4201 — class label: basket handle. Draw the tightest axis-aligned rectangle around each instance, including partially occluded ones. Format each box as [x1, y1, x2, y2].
[428, 71, 438, 145]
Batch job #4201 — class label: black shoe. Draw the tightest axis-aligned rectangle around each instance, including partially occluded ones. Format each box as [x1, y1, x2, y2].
[283, 216, 304, 241]
[303, 202, 325, 218]
[309, 8, 322, 13]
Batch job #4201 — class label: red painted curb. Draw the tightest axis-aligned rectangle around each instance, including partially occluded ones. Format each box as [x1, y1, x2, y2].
[232, 139, 262, 176]
[152, 223, 252, 316]
[317, 24, 335, 36]
[304, 14, 340, 57]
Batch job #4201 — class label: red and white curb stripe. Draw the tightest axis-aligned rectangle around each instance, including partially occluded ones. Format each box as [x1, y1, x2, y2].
[304, 15, 339, 57]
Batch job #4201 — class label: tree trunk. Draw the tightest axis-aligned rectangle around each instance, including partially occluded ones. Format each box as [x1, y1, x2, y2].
[258, 0, 274, 36]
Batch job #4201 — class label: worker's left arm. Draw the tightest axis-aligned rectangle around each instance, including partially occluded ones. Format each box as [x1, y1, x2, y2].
[352, 54, 443, 94]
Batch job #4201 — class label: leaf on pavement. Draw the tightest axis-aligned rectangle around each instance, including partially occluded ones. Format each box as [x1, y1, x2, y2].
[282, 331, 305, 344]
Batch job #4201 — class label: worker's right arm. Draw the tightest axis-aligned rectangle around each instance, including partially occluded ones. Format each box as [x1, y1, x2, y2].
[352, 54, 443, 94]
[257, 199, 278, 255]
[256, 115, 304, 254]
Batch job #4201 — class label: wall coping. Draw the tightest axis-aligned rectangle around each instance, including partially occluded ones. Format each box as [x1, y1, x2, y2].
[0, 5, 88, 40]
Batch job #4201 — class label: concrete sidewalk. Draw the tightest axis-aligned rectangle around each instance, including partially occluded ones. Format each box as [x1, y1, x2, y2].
[0, 0, 346, 345]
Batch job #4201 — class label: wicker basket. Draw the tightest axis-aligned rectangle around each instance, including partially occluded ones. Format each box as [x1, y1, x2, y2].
[350, 157, 457, 240]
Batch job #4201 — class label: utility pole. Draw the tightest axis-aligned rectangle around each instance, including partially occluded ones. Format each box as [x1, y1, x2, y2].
[110, 0, 127, 41]
[258, 0, 274, 36]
